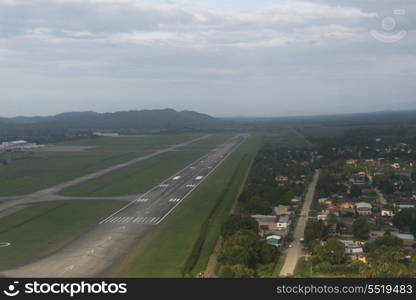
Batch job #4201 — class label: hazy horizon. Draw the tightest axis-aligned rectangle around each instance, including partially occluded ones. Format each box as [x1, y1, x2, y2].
[1, 0, 415, 117]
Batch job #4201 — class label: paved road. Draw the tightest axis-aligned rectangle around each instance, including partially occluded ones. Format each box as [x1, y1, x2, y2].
[0, 135, 211, 214]
[1, 134, 247, 277]
[279, 169, 320, 277]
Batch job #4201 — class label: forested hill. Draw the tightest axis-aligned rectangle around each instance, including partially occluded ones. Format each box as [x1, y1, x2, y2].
[0, 109, 217, 130]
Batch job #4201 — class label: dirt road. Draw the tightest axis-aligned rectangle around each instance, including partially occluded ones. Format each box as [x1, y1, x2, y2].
[279, 169, 320, 277]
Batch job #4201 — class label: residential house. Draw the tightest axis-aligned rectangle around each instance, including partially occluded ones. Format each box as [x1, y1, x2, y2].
[356, 202, 372, 216]
[277, 215, 291, 230]
[391, 233, 415, 246]
[251, 215, 277, 231]
[274, 205, 290, 216]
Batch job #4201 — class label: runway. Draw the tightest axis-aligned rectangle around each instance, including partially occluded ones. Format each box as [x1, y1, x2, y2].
[1, 134, 247, 277]
[99, 134, 246, 226]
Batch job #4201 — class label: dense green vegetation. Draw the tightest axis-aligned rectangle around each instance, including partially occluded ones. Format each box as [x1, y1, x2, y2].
[238, 138, 313, 214]
[0, 200, 124, 268]
[218, 216, 279, 278]
[393, 208, 416, 236]
[361, 232, 416, 277]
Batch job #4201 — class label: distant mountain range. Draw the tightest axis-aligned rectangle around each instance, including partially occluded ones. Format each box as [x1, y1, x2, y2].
[0, 109, 217, 130]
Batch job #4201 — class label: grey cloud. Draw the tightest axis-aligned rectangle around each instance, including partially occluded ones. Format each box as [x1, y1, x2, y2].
[0, 0, 414, 117]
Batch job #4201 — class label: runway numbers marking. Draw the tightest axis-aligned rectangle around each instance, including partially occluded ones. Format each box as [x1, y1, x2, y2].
[195, 176, 204, 180]
[159, 184, 169, 188]
[169, 198, 181, 203]
[172, 176, 182, 180]
[186, 184, 196, 188]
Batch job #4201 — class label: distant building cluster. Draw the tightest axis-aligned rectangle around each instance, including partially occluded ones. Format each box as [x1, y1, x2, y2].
[93, 132, 119, 137]
[0, 140, 44, 152]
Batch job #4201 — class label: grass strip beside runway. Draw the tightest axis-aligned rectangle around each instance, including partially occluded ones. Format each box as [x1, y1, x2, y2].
[0, 200, 124, 268]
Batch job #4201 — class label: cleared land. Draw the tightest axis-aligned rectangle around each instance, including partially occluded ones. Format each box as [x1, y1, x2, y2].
[0, 200, 124, 269]
[0, 133, 201, 196]
[115, 134, 261, 277]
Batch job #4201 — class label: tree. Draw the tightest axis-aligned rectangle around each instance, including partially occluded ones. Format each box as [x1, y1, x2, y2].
[218, 230, 260, 268]
[353, 216, 370, 240]
[304, 220, 328, 245]
[364, 231, 403, 253]
[311, 238, 345, 265]
[361, 246, 407, 278]
[221, 215, 258, 238]
[393, 208, 416, 232]
[350, 185, 362, 198]
[218, 246, 252, 266]
[219, 264, 256, 278]
[258, 243, 279, 264]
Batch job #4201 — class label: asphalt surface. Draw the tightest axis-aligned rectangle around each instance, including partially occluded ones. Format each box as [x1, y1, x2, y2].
[1, 134, 247, 277]
[99, 135, 245, 226]
[279, 169, 320, 277]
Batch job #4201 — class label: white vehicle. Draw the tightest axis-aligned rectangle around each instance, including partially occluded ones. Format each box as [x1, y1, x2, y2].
[172, 176, 182, 180]
[195, 176, 204, 180]
[288, 244, 293, 248]
[300, 237, 304, 242]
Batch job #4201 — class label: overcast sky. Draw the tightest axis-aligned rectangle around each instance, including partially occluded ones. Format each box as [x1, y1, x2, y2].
[0, 0, 415, 117]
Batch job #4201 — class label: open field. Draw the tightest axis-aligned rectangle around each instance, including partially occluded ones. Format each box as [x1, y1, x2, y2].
[115, 134, 261, 277]
[61, 134, 232, 197]
[262, 128, 312, 148]
[60, 150, 206, 197]
[0, 200, 124, 269]
[60, 133, 202, 152]
[0, 134, 202, 196]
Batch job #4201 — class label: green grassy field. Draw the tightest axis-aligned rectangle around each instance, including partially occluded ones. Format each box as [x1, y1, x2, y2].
[262, 128, 312, 148]
[0, 200, 124, 268]
[61, 134, 232, 197]
[61, 150, 206, 197]
[115, 134, 261, 277]
[61, 133, 202, 151]
[0, 134, 202, 196]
